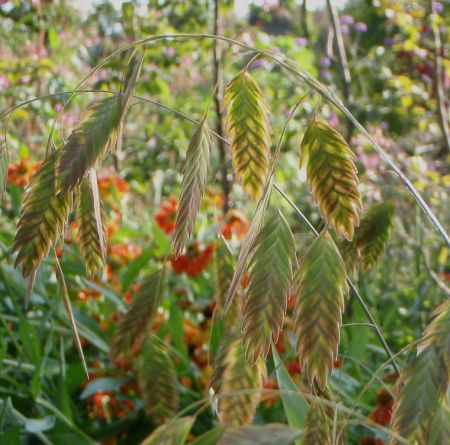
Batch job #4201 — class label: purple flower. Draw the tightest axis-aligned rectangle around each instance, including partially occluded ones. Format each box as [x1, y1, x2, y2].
[252, 59, 265, 68]
[340, 15, 354, 25]
[295, 37, 309, 46]
[320, 57, 331, 68]
[271, 46, 281, 53]
[384, 38, 394, 46]
[341, 24, 349, 34]
[355, 22, 367, 32]
[433, 2, 444, 13]
[380, 122, 389, 130]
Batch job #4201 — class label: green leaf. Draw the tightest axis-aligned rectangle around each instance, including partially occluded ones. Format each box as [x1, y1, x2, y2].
[19, 315, 42, 364]
[272, 347, 308, 437]
[25, 416, 56, 433]
[140, 416, 195, 445]
[0, 139, 8, 199]
[189, 427, 226, 445]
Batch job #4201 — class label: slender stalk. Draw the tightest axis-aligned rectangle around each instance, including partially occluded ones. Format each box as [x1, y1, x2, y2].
[301, 0, 309, 39]
[326, 0, 354, 139]
[0, 33, 442, 244]
[429, 0, 450, 154]
[212, 0, 231, 213]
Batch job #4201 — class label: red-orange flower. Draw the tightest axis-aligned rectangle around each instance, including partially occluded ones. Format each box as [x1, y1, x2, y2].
[97, 169, 128, 197]
[359, 438, 385, 445]
[369, 388, 394, 426]
[155, 196, 178, 234]
[171, 242, 214, 277]
[109, 243, 142, 263]
[7, 158, 40, 187]
[220, 209, 248, 240]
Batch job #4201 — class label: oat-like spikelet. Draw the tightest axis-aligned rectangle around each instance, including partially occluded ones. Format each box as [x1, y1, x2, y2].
[242, 207, 296, 364]
[300, 119, 362, 241]
[13, 151, 72, 278]
[137, 333, 179, 425]
[293, 230, 348, 390]
[224, 70, 271, 200]
[173, 118, 211, 256]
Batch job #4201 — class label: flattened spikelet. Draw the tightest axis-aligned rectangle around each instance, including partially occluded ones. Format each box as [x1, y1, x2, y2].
[357, 202, 394, 270]
[57, 96, 122, 194]
[340, 202, 394, 273]
[389, 348, 447, 444]
[224, 70, 271, 200]
[421, 299, 450, 370]
[110, 269, 165, 362]
[302, 401, 332, 445]
[389, 300, 450, 445]
[293, 231, 348, 389]
[242, 208, 296, 364]
[76, 174, 107, 277]
[217, 338, 266, 427]
[173, 119, 211, 255]
[218, 424, 301, 445]
[300, 119, 362, 240]
[137, 333, 179, 424]
[12, 152, 72, 278]
[140, 417, 195, 445]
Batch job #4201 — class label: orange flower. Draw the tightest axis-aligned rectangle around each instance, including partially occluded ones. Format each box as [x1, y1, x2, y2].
[171, 242, 214, 277]
[109, 243, 142, 263]
[155, 196, 178, 234]
[97, 169, 129, 197]
[7, 157, 40, 187]
[220, 209, 248, 240]
[76, 288, 101, 302]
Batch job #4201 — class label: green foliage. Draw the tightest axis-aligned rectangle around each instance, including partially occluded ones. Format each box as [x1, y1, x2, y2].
[12, 151, 72, 278]
[300, 119, 362, 241]
[224, 70, 271, 200]
[140, 416, 194, 445]
[293, 230, 348, 390]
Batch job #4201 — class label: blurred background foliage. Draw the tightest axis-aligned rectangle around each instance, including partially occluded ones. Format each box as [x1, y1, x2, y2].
[0, 0, 449, 444]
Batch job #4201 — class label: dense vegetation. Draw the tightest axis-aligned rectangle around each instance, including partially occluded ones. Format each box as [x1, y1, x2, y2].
[0, 1, 449, 444]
